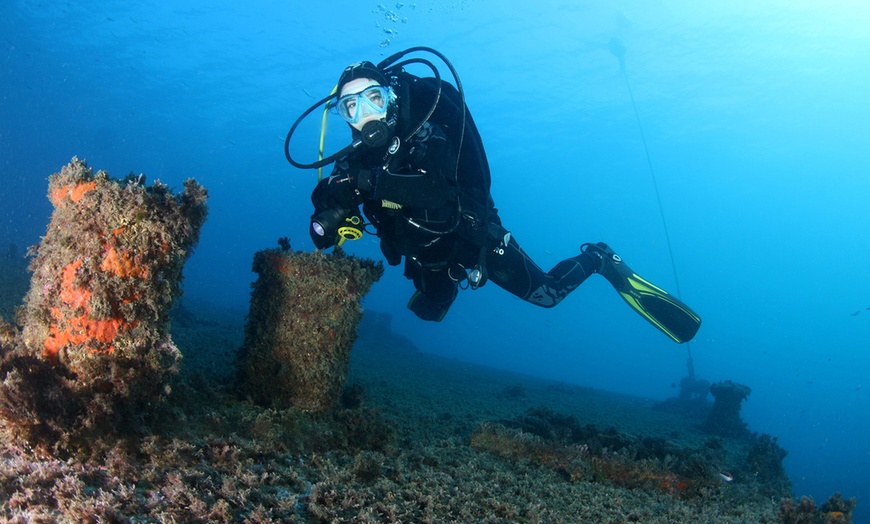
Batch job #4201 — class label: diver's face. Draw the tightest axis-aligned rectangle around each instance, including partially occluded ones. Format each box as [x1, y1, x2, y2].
[339, 78, 387, 131]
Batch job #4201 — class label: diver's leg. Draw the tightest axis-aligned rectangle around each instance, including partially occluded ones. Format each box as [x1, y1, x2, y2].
[405, 262, 460, 322]
[486, 233, 600, 308]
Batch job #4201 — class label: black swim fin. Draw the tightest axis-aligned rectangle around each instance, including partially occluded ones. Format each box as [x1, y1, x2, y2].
[407, 290, 452, 322]
[583, 243, 701, 343]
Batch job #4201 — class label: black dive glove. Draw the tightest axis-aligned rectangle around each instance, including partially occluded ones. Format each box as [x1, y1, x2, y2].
[311, 162, 378, 207]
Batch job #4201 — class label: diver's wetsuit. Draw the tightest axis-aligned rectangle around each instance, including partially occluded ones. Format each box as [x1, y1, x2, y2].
[310, 73, 600, 321]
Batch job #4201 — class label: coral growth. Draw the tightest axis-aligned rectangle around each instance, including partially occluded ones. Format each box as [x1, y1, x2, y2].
[239, 241, 383, 412]
[470, 405, 798, 505]
[470, 407, 725, 498]
[779, 493, 857, 524]
[1, 158, 208, 454]
[704, 380, 752, 437]
[0, 372, 397, 522]
[780, 496, 821, 524]
[747, 433, 790, 496]
[820, 493, 858, 524]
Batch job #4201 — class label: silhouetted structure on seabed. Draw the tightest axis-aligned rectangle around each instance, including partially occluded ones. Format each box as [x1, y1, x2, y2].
[703, 380, 752, 437]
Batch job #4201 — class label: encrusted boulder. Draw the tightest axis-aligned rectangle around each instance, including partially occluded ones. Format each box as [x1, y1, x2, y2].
[2, 158, 207, 453]
[239, 243, 383, 412]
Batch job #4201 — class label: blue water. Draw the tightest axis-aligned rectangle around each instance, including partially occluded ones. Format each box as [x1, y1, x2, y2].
[2, 0, 868, 519]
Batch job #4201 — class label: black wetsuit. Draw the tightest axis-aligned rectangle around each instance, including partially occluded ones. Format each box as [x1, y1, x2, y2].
[310, 74, 600, 321]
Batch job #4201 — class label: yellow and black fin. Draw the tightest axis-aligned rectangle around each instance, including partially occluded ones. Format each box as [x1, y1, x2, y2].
[584, 243, 701, 343]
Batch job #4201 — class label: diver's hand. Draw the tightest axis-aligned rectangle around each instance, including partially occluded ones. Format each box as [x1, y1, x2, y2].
[330, 168, 376, 197]
[313, 174, 359, 210]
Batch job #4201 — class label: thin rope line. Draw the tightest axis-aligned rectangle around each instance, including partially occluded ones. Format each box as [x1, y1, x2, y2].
[621, 69, 694, 364]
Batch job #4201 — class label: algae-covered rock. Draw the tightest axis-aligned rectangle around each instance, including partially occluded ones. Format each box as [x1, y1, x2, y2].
[7, 157, 207, 449]
[240, 244, 383, 412]
[0, 319, 84, 453]
[704, 380, 752, 437]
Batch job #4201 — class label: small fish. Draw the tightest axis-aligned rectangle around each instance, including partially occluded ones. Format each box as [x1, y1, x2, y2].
[719, 472, 734, 482]
[851, 311, 860, 317]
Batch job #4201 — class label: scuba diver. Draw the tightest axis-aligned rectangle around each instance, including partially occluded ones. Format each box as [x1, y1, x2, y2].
[284, 47, 701, 343]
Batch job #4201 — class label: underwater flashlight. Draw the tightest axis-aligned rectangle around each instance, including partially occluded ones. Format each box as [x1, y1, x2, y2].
[311, 207, 364, 248]
[336, 214, 364, 242]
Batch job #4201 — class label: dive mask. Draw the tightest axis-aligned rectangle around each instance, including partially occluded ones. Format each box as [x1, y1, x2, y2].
[335, 85, 393, 124]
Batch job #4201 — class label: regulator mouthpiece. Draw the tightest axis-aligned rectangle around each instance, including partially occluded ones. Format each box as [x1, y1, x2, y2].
[360, 120, 393, 148]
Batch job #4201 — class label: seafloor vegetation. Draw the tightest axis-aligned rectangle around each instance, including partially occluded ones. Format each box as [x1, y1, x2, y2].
[0, 263, 857, 522]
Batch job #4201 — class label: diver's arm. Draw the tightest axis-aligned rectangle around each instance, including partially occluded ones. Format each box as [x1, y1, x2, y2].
[309, 162, 366, 249]
[373, 122, 458, 209]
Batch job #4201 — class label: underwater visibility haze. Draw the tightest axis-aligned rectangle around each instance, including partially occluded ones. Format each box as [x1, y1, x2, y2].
[2, 0, 869, 520]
